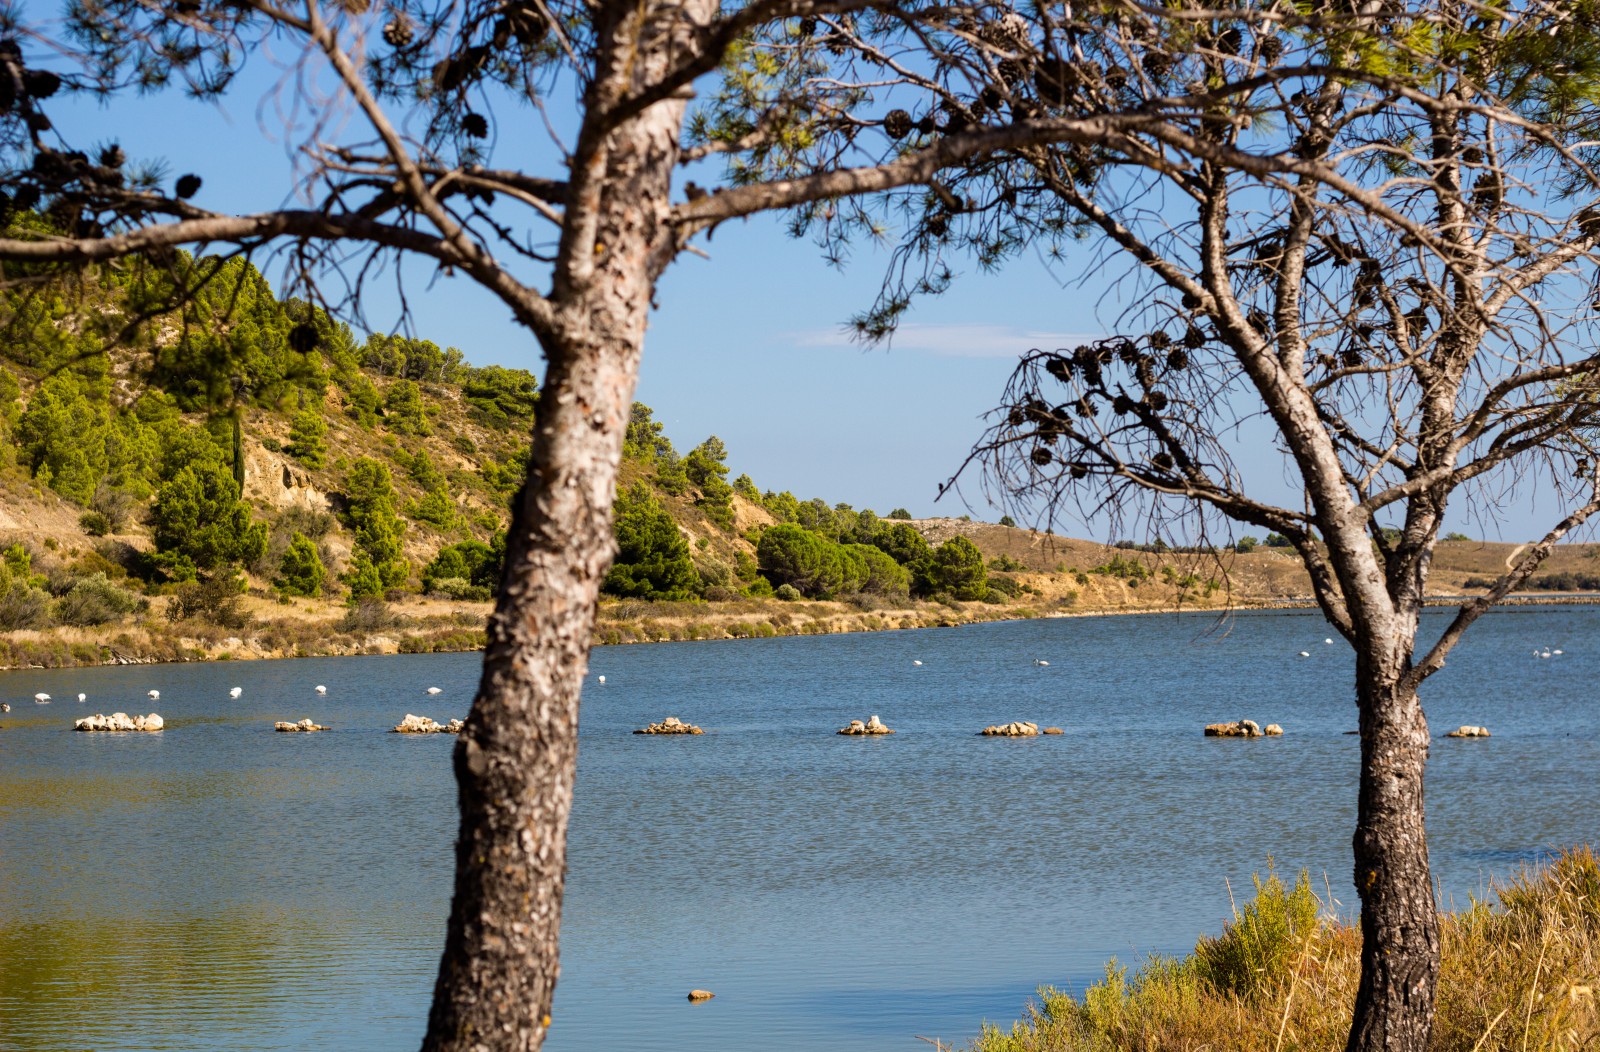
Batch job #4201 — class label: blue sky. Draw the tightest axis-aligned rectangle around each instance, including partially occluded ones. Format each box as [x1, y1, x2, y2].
[33, 30, 1574, 544]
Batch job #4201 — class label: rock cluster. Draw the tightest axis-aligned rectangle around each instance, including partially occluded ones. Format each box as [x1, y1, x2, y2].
[275, 719, 328, 732]
[1204, 720, 1284, 738]
[635, 716, 703, 735]
[75, 712, 163, 732]
[1446, 725, 1491, 738]
[393, 714, 464, 734]
[838, 715, 894, 735]
[981, 721, 1040, 737]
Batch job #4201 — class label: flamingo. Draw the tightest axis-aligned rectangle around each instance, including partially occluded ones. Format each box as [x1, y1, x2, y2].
[1034, 659, 1050, 667]
[315, 685, 327, 695]
[229, 687, 243, 699]
[597, 675, 606, 685]
[77, 693, 86, 703]
[426, 687, 442, 695]
[912, 660, 923, 667]
[147, 690, 160, 700]
[1298, 651, 1310, 658]
[34, 693, 50, 703]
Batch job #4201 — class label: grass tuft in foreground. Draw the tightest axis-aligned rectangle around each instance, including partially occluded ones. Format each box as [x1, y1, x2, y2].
[972, 848, 1600, 1052]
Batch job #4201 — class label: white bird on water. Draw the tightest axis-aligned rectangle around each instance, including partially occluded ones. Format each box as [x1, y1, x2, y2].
[1, 703, 9, 712]
[912, 660, 923, 667]
[1554, 649, 1564, 655]
[597, 675, 606, 685]
[315, 685, 327, 695]
[147, 689, 160, 700]
[229, 687, 243, 699]
[1325, 638, 1335, 645]
[426, 687, 442, 695]
[77, 693, 86, 703]
[1034, 659, 1050, 667]
[1298, 651, 1311, 658]
[34, 692, 50, 703]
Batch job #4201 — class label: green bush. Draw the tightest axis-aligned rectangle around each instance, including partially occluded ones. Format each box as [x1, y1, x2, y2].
[923, 536, 988, 600]
[0, 583, 53, 630]
[276, 533, 326, 598]
[79, 511, 112, 537]
[887, 508, 913, 520]
[602, 484, 698, 600]
[1192, 866, 1321, 999]
[285, 409, 328, 468]
[167, 574, 251, 629]
[54, 573, 143, 626]
[344, 458, 408, 589]
[151, 458, 268, 578]
[423, 540, 500, 594]
[774, 583, 802, 601]
[428, 576, 492, 601]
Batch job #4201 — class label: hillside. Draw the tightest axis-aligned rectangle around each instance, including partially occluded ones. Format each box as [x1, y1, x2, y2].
[0, 255, 1597, 669]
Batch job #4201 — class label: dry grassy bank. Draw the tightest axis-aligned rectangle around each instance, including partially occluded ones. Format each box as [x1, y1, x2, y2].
[968, 849, 1600, 1052]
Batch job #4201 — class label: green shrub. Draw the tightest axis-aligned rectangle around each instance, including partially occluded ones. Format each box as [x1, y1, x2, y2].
[602, 484, 698, 600]
[0, 584, 53, 630]
[774, 583, 802, 601]
[54, 573, 143, 626]
[79, 510, 112, 537]
[276, 533, 326, 598]
[429, 576, 492, 601]
[1192, 866, 1321, 999]
[167, 574, 251, 629]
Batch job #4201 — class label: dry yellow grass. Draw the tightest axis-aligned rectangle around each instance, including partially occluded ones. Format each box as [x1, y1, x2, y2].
[970, 849, 1600, 1052]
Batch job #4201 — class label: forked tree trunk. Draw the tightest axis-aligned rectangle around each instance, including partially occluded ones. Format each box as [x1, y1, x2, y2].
[1347, 661, 1440, 1052]
[419, 7, 702, 1046]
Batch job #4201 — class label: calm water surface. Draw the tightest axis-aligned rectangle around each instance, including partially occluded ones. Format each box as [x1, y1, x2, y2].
[2, 608, 1598, 1051]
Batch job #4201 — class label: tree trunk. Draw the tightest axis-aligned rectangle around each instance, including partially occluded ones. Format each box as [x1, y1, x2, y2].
[1346, 663, 1439, 1052]
[419, 8, 701, 1046]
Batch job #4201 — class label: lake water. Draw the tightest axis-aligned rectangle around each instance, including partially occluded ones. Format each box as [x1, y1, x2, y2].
[2, 607, 1598, 1051]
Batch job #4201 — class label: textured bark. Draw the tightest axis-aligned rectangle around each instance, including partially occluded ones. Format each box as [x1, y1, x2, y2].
[419, 3, 708, 1049]
[1347, 665, 1439, 1052]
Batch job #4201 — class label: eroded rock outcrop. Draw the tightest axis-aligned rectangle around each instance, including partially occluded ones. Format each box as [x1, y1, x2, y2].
[75, 712, 163, 732]
[1204, 719, 1283, 738]
[635, 716, 703, 735]
[1446, 725, 1491, 738]
[275, 719, 328, 732]
[838, 715, 894, 735]
[981, 721, 1040, 737]
[392, 714, 463, 734]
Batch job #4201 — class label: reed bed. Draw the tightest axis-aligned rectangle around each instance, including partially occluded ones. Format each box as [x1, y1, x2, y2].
[970, 848, 1599, 1052]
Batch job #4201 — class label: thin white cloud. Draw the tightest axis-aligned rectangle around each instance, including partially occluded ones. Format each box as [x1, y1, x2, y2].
[789, 322, 1104, 359]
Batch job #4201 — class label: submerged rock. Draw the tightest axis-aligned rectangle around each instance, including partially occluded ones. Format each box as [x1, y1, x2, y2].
[838, 714, 895, 735]
[275, 719, 328, 732]
[1446, 725, 1491, 738]
[1204, 719, 1281, 738]
[393, 714, 462, 734]
[981, 721, 1040, 737]
[75, 712, 163, 732]
[1042, 726, 1065, 735]
[687, 989, 715, 1002]
[635, 716, 703, 735]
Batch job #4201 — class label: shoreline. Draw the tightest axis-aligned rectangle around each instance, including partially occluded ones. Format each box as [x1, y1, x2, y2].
[3, 591, 1599, 672]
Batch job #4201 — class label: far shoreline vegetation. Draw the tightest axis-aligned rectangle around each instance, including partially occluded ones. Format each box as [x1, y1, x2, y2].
[4, 255, 1600, 673]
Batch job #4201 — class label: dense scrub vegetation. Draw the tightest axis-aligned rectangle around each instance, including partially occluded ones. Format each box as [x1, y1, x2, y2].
[0, 252, 1014, 639]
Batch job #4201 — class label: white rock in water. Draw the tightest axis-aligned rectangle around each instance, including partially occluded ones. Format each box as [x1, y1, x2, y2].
[75, 712, 162, 732]
[393, 714, 461, 734]
[1446, 725, 1491, 738]
[276, 719, 328, 732]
